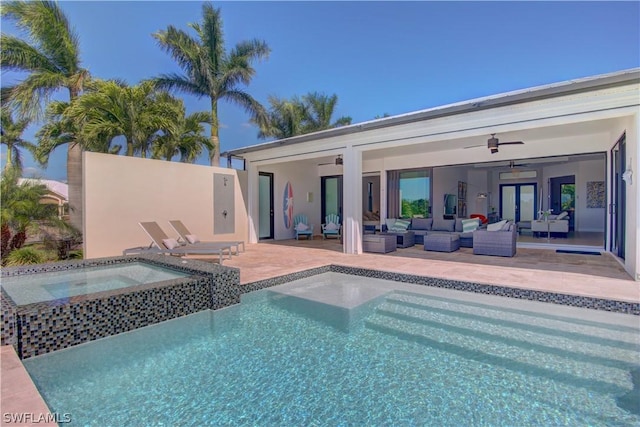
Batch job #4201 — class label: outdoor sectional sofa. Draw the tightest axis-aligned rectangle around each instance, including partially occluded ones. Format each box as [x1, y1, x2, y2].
[472, 221, 517, 257]
[399, 217, 479, 248]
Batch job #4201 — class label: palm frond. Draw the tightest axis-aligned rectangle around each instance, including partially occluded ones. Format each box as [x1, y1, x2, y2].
[0, 34, 58, 73]
[153, 25, 200, 77]
[1, 1, 81, 75]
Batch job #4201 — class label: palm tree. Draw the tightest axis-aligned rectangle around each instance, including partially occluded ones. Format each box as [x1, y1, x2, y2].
[0, 108, 36, 173]
[63, 80, 180, 157]
[302, 92, 351, 133]
[256, 92, 352, 139]
[0, 167, 71, 263]
[256, 95, 307, 140]
[153, 2, 270, 166]
[152, 108, 213, 163]
[1, 1, 89, 231]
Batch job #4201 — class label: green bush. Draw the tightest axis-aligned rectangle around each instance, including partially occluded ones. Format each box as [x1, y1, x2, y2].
[4, 247, 47, 266]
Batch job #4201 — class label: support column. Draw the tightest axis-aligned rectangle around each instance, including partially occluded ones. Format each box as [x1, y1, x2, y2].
[342, 147, 363, 254]
[247, 162, 259, 244]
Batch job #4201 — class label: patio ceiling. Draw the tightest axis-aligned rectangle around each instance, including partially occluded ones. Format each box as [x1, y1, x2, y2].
[361, 116, 618, 162]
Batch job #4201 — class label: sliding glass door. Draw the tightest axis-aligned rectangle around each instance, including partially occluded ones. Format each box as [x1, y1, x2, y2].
[500, 183, 536, 223]
[321, 176, 343, 221]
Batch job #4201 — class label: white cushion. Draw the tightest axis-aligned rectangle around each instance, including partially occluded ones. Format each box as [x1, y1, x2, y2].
[296, 222, 309, 231]
[556, 211, 568, 220]
[385, 218, 396, 230]
[487, 220, 507, 232]
[162, 238, 180, 249]
[185, 234, 200, 244]
[325, 222, 339, 231]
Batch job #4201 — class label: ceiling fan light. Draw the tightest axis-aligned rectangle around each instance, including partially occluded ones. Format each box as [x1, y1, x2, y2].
[490, 148, 499, 154]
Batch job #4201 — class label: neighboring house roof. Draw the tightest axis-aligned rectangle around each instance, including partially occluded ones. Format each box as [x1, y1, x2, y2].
[223, 67, 640, 157]
[18, 178, 68, 201]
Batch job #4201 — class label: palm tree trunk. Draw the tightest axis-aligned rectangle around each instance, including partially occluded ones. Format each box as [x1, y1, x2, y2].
[67, 141, 83, 231]
[210, 100, 220, 166]
[67, 87, 83, 233]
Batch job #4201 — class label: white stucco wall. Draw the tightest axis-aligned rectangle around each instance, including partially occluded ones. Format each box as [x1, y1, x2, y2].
[258, 162, 321, 240]
[83, 152, 249, 259]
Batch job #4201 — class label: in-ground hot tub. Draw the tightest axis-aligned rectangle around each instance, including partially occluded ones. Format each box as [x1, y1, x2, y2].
[1, 255, 240, 358]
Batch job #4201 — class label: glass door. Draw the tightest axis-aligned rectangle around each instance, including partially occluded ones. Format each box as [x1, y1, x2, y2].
[321, 176, 343, 221]
[258, 172, 274, 240]
[610, 134, 626, 259]
[500, 183, 536, 223]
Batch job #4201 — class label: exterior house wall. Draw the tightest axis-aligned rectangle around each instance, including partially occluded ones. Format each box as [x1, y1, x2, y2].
[607, 114, 639, 279]
[258, 162, 321, 240]
[83, 152, 248, 259]
[233, 76, 639, 278]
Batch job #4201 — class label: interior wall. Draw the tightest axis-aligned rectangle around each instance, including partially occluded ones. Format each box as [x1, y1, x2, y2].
[258, 161, 321, 240]
[541, 158, 605, 232]
[83, 152, 248, 259]
[432, 166, 467, 219]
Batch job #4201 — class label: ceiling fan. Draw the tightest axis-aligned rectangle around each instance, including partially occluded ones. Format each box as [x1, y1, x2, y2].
[464, 134, 524, 154]
[487, 134, 524, 154]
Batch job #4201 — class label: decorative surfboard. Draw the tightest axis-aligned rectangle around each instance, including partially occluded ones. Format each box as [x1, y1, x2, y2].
[283, 181, 294, 229]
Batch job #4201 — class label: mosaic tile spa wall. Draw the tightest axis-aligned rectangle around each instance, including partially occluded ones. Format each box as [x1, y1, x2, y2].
[1, 255, 240, 359]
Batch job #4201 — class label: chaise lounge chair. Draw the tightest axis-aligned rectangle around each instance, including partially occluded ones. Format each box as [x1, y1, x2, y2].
[168, 220, 245, 255]
[137, 221, 232, 264]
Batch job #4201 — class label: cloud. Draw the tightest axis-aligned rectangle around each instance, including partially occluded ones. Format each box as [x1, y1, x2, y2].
[241, 122, 254, 128]
[219, 123, 229, 129]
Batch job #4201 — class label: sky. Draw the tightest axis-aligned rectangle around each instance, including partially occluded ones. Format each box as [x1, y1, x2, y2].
[1, 1, 639, 181]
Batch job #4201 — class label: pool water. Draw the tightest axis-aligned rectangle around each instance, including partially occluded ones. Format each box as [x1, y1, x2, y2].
[1, 262, 189, 305]
[23, 273, 640, 426]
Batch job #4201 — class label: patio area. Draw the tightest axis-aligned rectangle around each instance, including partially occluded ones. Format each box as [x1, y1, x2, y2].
[200, 238, 639, 303]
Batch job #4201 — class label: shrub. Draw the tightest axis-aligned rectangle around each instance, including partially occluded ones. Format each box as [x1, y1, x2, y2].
[4, 247, 46, 266]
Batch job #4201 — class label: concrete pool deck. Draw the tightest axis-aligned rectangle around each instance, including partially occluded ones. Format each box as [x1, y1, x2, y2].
[2, 241, 638, 425]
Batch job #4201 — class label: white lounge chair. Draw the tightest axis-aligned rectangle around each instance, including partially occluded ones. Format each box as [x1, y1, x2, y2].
[168, 220, 245, 255]
[138, 221, 232, 264]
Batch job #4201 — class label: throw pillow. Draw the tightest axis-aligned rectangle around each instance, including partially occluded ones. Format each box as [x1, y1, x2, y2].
[487, 220, 507, 232]
[390, 219, 410, 232]
[185, 234, 200, 244]
[461, 218, 479, 232]
[557, 211, 568, 220]
[162, 238, 180, 250]
[296, 222, 309, 232]
[432, 218, 455, 232]
[385, 218, 397, 230]
[325, 222, 339, 231]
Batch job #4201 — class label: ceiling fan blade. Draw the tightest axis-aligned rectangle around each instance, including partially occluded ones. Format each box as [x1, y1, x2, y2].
[498, 141, 524, 146]
[463, 144, 484, 149]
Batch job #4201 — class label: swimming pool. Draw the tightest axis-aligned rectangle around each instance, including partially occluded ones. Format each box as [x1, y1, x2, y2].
[1, 262, 189, 305]
[23, 273, 640, 426]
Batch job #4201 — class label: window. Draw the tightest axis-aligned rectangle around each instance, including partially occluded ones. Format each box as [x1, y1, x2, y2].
[399, 169, 430, 218]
